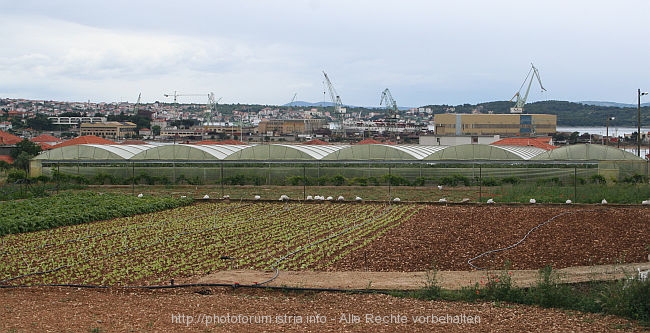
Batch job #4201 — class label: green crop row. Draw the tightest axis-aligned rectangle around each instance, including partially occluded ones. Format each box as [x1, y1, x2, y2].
[0, 202, 418, 286]
[0, 191, 194, 236]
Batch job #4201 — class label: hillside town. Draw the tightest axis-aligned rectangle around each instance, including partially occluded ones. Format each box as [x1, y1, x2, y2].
[0, 97, 441, 143]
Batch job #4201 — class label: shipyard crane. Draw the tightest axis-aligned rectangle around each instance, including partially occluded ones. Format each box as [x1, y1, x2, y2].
[288, 93, 297, 111]
[509, 63, 546, 113]
[206, 92, 222, 123]
[380, 88, 399, 136]
[164, 91, 212, 104]
[133, 93, 141, 114]
[322, 71, 344, 132]
[380, 88, 398, 118]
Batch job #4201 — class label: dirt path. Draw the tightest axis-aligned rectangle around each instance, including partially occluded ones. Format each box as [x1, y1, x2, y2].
[198, 262, 650, 290]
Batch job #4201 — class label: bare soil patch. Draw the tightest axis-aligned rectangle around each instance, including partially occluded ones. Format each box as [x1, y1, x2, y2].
[332, 205, 649, 271]
[0, 286, 645, 332]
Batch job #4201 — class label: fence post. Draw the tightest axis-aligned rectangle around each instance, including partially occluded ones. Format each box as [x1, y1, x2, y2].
[388, 165, 392, 203]
[479, 163, 482, 202]
[303, 165, 306, 200]
[574, 166, 577, 203]
[131, 162, 135, 196]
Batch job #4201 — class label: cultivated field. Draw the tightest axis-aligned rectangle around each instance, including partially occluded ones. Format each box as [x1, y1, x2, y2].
[1, 199, 649, 332]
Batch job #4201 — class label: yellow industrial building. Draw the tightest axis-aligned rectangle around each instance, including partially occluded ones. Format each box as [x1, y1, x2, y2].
[79, 121, 137, 140]
[433, 113, 556, 137]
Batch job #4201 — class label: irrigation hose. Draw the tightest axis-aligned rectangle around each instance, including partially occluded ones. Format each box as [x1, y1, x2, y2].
[0, 281, 400, 295]
[467, 208, 608, 270]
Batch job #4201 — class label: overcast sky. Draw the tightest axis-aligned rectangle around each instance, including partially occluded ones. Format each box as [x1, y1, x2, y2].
[1, 0, 649, 107]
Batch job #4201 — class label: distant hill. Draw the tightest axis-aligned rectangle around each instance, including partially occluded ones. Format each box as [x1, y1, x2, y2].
[579, 101, 650, 108]
[417, 100, 650, 127]
[283, 101, 336, 108]
[283, 100, 412, 110]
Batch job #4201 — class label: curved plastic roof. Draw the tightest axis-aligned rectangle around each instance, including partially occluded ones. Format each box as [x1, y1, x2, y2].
[424, 144, 528, 160]
[32, 143, 644, 162]
[531, 144, 643, 161]
[322, 144, 445, 160]
[226, 144, 349, 160]
[34, 144, 158, 160]
[131, 144, 252, 160]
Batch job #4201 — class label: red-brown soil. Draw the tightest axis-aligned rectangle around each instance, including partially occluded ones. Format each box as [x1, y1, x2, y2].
[1, 204, 648, 332]
[332, 205, 649, 271]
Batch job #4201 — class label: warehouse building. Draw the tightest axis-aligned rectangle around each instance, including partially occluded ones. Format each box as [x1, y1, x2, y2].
[433, 113, 556, 137]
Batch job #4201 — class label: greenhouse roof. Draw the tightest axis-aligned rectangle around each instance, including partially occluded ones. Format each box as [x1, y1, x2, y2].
[424, 144, 533, 160]
[531, 144, 643, 161]
[225, 144, 349, 160]
[31, 143, 644, 162]
[322, 144, 445, 160]
[34, 144, 158, 160]
[130, 144, 253, 160]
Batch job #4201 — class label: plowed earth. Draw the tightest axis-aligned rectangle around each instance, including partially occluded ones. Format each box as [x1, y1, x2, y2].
[1, 204, 649, 332]
[331, 205, 649, 271]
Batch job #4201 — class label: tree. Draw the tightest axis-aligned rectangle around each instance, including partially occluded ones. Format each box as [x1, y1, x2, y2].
[0, 160, 10, 173]
[10, 139, 42, 171]
[152, 125, 161, 138]
[26, 114, 55, 131]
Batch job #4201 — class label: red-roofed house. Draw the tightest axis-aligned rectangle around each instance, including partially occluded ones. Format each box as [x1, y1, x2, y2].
[303, 139, 331, 145]
[491, 137, 557, 150]
[0, 131, 22, 145]
[0, 155, 13, 164]
[50, 135, 116, 149]
[357, 138, 395, 145]
[0, 131, 22, 164]
[31, 134, 63, 147]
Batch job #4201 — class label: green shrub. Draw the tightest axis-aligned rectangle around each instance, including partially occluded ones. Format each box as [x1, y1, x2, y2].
[6, 168, 28, 183]
[589, 174, 607, 184]
[481, 177, 500, 186]
[350, 177, 368, 186]
[331, 174, 346, 186]
[501, 176, 521, 185]
[439, 174, 470, 186]
[622, 174, 647, 184]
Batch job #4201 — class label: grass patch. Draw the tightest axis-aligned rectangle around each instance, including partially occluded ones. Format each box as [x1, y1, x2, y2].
[491, 183, 650, 204]
[399, 265, 650, 327]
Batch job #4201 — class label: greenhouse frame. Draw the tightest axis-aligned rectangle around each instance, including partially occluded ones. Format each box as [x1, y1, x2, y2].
[30, 143, 648, 188]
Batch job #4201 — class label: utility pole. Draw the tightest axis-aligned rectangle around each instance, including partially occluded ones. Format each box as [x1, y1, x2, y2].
[638, 89, 648, 157]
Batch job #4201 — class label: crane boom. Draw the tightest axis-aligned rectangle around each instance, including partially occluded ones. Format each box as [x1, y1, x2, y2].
[380, 88, 398, 117]
[206, 92, 222, 123]
[164, 91, 211, 104]
[322, 71, 344, 132]
[380, 88, 399, 136]
[133, 93, 141, 114]
[322, 71, 343, 114]
[510, 63, 546, 113]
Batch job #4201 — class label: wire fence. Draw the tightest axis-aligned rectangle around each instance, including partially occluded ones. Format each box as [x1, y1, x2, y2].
[32, 160, 650, 204]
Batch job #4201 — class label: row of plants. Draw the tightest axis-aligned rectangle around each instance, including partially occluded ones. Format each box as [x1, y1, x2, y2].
[491, 182, 650, 204]
[408, 263, 649, 327]
[30, 165, 650, 187]
[0, 191, 194, 236]
[0, 202, 420, 286]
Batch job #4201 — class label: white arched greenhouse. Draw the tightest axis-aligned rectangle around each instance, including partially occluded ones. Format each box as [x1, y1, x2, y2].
[30, 143, 647, 187]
